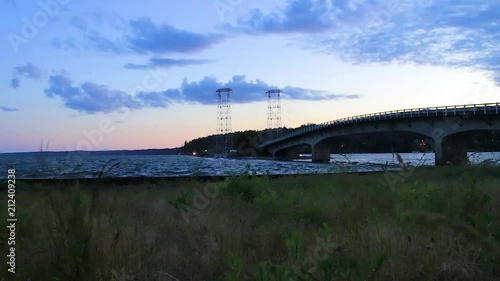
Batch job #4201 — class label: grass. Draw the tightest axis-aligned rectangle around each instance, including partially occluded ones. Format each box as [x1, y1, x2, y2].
[1, 165, 500, 280]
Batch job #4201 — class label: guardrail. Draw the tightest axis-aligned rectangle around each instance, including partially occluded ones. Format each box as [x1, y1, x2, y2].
[262, 103, 500, 147]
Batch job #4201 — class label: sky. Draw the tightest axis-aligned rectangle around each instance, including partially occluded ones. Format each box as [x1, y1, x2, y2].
[1, 0, 499, 153]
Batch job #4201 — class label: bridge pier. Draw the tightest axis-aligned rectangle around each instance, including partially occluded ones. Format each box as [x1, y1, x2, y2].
[312, 143, 330, 163]
[434, 139, 468, 166]
[273, 149, 295, 160]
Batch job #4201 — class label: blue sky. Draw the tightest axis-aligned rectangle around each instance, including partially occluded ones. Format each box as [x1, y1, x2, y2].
[1, 0, 499, 152]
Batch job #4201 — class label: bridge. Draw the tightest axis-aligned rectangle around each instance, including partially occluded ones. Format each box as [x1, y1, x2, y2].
[261, 103, 500, 165]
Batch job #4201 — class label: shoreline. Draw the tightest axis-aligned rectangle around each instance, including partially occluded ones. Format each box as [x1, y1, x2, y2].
[2, 169, 391, 186]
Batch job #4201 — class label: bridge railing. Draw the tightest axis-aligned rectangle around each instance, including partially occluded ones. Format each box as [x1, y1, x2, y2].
[262, 102, 499, 146]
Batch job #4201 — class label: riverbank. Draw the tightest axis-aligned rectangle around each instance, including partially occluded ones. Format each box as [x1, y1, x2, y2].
[1, 165, 500, 280]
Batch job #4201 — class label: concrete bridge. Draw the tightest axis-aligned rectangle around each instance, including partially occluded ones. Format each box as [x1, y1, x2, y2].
[261, 103, 500, 165]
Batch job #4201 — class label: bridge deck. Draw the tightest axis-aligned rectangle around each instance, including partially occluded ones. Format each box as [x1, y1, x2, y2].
[263, 103, 500, 146]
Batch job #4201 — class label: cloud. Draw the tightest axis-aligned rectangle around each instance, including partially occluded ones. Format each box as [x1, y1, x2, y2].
[230, 0, 500, 84]
[44, 74, 142, 114]
[10, 78, 20, 88]
[86, 32, 128, 54]
[14, 63, 42, 79]
[136, 75, 359, 107]
[282, 86, 359, 100]
[51, 33, 128, 53]
[55, 17, 224, 56]
[69, 15, 88, 31]
[318, 0, 500, 83]
[226, 0, 388, 34]
[42, 73, 357, 113]
[230, 0, 332, 34]
[11, 63, 42, 88]
[52, 37, 80, 51]
[0, 106, 18, 112]
[135, 89, 181, 108]
[124, 58, 214, 69]
[126, 18, 225, 54]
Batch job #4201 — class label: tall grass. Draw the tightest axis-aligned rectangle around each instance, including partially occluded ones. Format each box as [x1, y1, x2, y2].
[1, 166, 500, 280]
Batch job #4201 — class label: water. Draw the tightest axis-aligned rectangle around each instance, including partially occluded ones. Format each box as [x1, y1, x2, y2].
[0, 152, 499, 179]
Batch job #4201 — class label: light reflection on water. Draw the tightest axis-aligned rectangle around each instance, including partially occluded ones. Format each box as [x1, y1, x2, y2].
[0, 152, 498, 179]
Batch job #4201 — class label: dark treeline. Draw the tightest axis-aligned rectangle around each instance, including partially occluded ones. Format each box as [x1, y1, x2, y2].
[4, 148, 180, 156]
[181, 128, 295, 156]
[181, 124, 319, 156]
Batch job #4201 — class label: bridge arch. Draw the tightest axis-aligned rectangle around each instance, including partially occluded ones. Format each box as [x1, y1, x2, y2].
[434, 129, 500, 165]
[273, 143, 311, 160]
[314, 131, 434, 152]
[309, 130, 434, 162]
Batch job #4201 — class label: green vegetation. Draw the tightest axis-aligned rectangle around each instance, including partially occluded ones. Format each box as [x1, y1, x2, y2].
[1, 166, 500, 280]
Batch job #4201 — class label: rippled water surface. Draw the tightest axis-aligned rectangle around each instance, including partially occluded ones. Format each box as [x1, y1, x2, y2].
[0, 152, 499, 179]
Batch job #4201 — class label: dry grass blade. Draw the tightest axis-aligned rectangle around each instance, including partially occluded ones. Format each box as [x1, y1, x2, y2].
[97, 159, 122, 178]
[394, 152, 410, 170]
[158, 271, 180, 281]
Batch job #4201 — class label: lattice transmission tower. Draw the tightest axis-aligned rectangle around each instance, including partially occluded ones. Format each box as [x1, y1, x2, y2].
[267, 89, 283, 138]
[215, 88, 233, 157]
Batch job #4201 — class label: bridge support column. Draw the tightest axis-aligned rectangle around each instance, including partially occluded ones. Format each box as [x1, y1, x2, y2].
[434, 139, 468, 166]
[312, 143, 330, 163]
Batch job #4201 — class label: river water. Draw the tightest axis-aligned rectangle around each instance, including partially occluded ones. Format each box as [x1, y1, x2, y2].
[1, 152, 499, 179]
